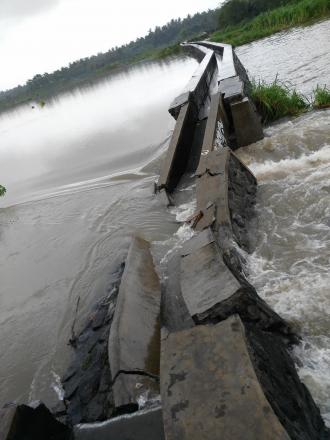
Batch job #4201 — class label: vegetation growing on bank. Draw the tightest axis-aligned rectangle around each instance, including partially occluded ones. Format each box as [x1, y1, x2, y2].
[211, 0, 330, 47]
[313, 86, 330, 109]
[251, 79, 309, 123]
[0, 185, 6, 197]
[251, 79, 330, 124]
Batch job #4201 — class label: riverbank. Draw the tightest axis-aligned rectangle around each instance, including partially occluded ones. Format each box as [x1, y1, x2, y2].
[210, 0, 330, 47]
[0, 2, 329, 116]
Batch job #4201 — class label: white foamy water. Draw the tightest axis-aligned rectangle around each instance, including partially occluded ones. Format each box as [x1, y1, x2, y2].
[236, 108, 330, 425]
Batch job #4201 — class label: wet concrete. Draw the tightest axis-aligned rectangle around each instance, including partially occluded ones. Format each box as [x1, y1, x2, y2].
[108, 237, 161, 410]
[161, 316, 290, 440]
[74, 406, 165, 440]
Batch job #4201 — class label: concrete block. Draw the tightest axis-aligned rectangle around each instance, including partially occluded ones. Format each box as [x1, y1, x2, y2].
[231, 97, 264, 147]
[108, 237, 161, 409]
[196, 148, 228, 177]
[157, 102, 197, 192]
[220, 76, 244, 102]
[200, 91, 222, 154]
[160, 316, 290, 440]
[179, 233, 292, 335]
[181, 240, 240, 318]
[74, 406, 165, 440]
[161, 253, 195, 333]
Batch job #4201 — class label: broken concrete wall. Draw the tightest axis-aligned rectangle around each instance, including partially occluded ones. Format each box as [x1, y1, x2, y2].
[108, 237, 161, 411]
[194, 147, 257, 254]
[161, 315, 329, 440]
[157, 46, 217, 193]
[191, 41, 263, 149]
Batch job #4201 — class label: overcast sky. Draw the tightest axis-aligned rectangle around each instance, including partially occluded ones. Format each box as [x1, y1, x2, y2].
[0, 0, 220, 90]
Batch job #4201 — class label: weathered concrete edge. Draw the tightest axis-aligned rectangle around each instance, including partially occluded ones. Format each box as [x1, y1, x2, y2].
[108, 236, 161, 409]
[169, 48, 216, 118]
[74, 405, 165, 440]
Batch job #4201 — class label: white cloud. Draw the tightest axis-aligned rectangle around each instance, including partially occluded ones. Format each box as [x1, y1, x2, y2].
[0, 0, 220, 90]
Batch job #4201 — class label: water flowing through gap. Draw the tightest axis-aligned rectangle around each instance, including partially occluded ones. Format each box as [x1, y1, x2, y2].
[236, 108, 330, 425]
[0, 18, 329, 424]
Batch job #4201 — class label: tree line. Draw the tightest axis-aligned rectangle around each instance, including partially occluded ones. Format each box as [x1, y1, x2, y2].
[0, 9, 218, 114]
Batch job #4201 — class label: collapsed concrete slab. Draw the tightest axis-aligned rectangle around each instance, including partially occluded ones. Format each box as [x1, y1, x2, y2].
[195, 147, 257, 252]
[0, 402, 71, 440]
[74, 406, 165, 440]
[180, 231, 294, 339]
[161, 253, 195, 333]
[186, 41, 264, 150]
[157, 102, 197, 193]
[168, 50, 216, 119]
[161, 316, 329, 440]
[160, 316, 290, 440]
[108, 237, 161, 410]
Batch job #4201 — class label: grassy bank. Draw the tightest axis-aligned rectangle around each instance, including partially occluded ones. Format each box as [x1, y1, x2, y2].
[211, 0, 330, 47]
[251, 79, 330, 123]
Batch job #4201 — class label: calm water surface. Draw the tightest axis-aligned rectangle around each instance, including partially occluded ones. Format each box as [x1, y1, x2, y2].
[0, 20, 330, 422]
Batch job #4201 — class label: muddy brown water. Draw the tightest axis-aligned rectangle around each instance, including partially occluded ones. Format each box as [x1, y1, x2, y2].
[0, 19, 329, 423]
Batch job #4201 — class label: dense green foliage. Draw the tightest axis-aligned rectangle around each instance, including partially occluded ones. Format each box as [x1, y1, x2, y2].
[217, 0, 293, 28]
[212, 0, 330, 46]
[251, 78, 309, 123]
[0, 185, 6, 197]
[0, 10, 217, 114]
[313, 85, 330, 109]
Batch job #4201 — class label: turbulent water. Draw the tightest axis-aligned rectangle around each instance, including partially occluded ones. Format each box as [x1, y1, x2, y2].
[0, 19, 329, 422]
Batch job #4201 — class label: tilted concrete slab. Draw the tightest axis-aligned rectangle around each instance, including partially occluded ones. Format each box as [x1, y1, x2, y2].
[196, 147, 228, 177]
[199, 91, 222, 155]
[181, 227, 214, 256]
[160, 316, 290, 440]
[179, 231, 291, 333]
[108, 237, 161, 408]
[231, 97, 264, 147]
[169, 50, 216, 119]
[161, 253, 195, 333]
[157, 102, 197, 192]
[74, 406, 165, 440]
[181, 240, 241, 318]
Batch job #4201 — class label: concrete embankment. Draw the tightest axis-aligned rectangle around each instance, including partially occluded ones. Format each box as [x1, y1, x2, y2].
[1, 42, 329, 440]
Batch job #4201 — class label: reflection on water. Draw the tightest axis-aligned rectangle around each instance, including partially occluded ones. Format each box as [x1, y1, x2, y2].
[0, 57, 197, 207]
[0, 57, 197, 407]
[236, 109, 330, 425]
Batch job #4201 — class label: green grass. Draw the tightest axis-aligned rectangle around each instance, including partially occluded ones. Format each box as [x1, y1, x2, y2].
[153, 44, 183, 59]
[251, 78, 330, 123]
[313, 85, 330, 109]
[211, 0, 330, 47]
[251, 78, 309, 123]
[0, 185, 6, 197]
